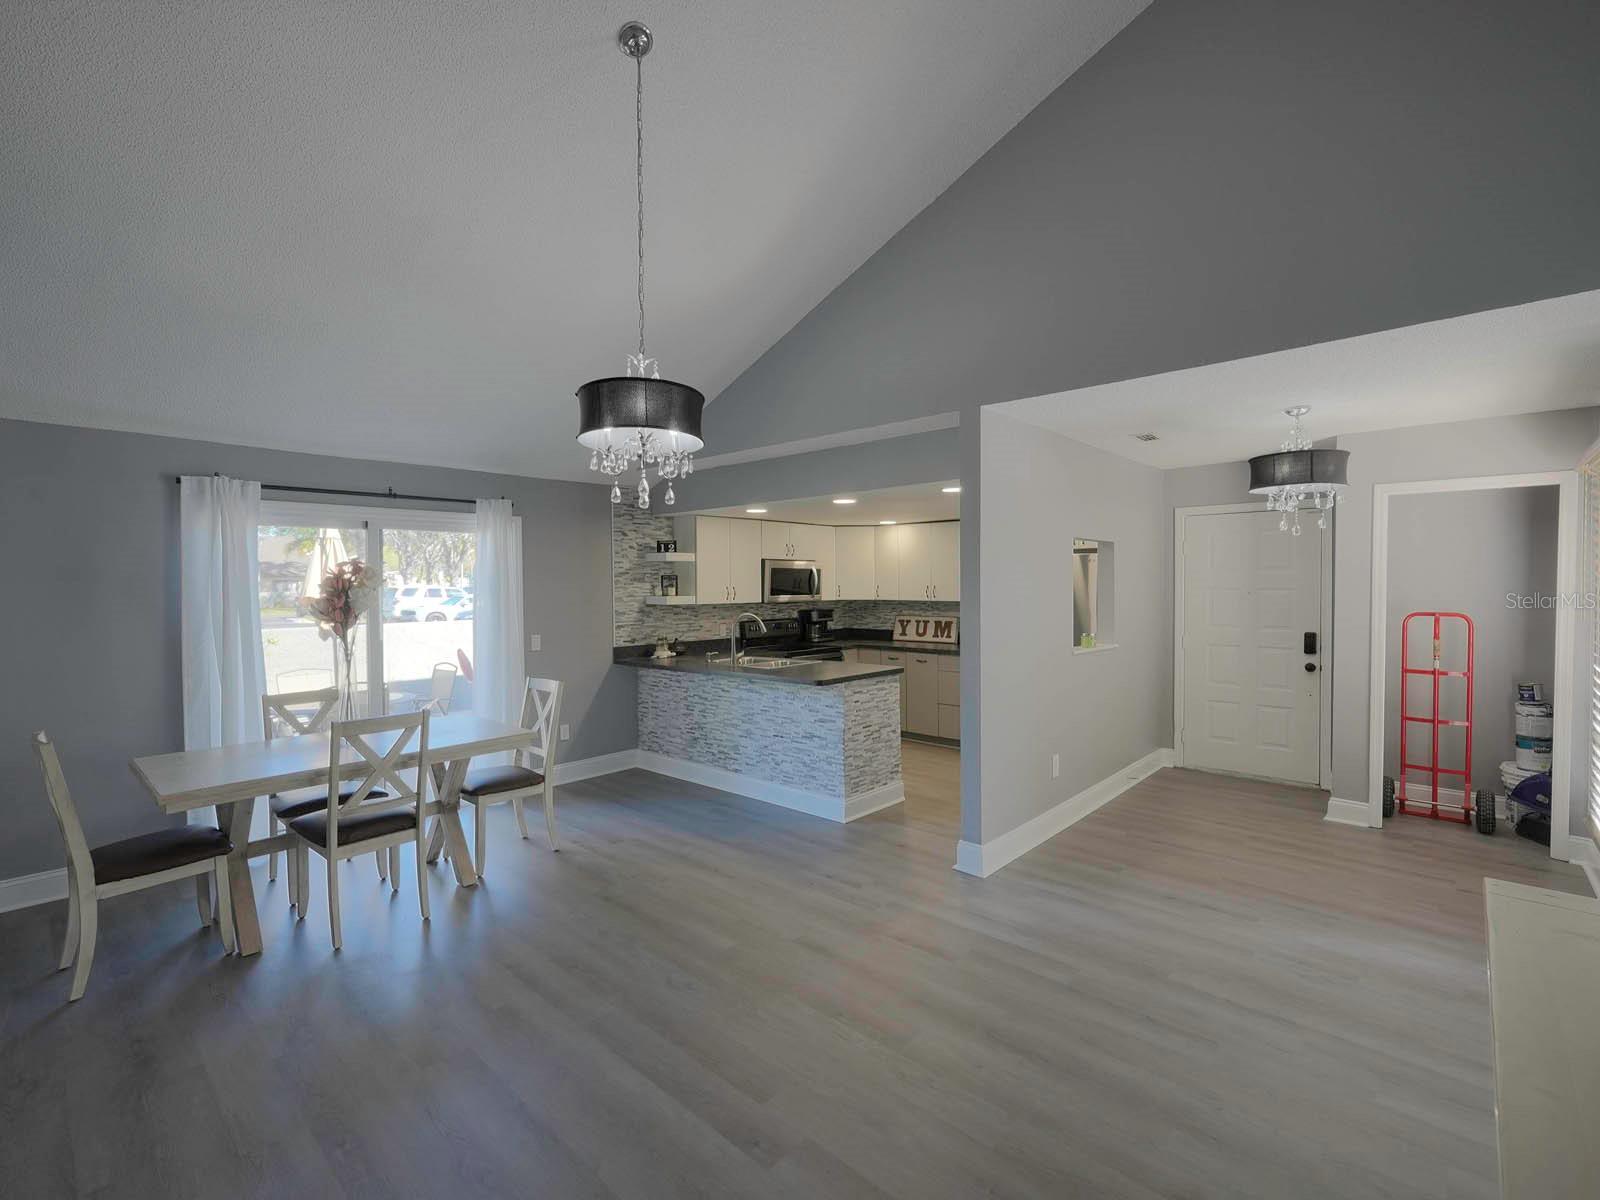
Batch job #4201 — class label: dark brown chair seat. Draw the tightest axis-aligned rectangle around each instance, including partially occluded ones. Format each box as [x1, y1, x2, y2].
[460, 765, 543, 800]
[269, 781, 388, 821]
[287, 805, 417, 849]
[91, 826, 233, 886]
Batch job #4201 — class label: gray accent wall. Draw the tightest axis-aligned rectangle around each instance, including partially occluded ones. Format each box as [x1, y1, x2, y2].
[977, 409, 1168, 845]
[0, 418, 633, 882]
[705, 0, 1600, 458]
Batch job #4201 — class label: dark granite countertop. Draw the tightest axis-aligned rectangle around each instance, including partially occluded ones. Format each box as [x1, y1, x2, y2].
[834, 637, 960, 657]
[615, 653, 903, 687]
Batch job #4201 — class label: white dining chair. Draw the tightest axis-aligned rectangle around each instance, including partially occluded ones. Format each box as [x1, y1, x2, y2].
[284, 710, 432, 950]
[33, 731, 235, 1001]
[261, 687, 396, 894]
[459, 677, 564, 874]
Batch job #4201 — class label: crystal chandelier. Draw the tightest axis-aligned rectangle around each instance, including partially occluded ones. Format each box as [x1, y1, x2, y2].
[575, 21, 704, 509]
[1247, 406, 1350, 535]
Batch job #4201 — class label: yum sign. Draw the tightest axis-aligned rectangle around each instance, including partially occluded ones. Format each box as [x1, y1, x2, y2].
[893, 614, 959, 644]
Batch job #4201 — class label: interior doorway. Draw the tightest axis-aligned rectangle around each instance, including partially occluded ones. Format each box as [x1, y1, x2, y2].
[1174, 503, 1332, 787]
[1367, 472, 1580, 858]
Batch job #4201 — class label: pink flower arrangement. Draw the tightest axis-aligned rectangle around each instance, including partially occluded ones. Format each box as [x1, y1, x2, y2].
[305, 558, 376, 649]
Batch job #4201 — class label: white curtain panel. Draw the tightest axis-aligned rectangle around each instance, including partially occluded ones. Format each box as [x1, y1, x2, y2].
[179, 475, 267, 752]
[474, 499, 525, 734]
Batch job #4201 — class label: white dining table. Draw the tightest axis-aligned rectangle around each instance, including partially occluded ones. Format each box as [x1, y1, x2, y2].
[130, 713, 536, 956]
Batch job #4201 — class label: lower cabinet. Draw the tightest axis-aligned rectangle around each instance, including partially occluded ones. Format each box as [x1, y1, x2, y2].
[906, 654, 939, 736]
[850, 646, 959, 741]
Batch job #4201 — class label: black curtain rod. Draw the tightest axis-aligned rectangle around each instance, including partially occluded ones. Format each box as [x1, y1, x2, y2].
[174, 476, 497, 506]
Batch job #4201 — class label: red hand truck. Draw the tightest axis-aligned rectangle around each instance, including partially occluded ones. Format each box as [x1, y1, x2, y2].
[1382, 611, 1495, 834]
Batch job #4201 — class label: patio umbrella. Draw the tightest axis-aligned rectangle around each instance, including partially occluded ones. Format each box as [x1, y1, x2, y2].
[301, 527, 353, 602]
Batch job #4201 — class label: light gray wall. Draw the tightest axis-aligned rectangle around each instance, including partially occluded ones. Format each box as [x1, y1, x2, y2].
[1330, 409, 1597, 830]
[0, 418, 633, 881]
[705, 0, 1600, 458]
[1383, 488, 1559, 794]
[977, 409, 1168, 845]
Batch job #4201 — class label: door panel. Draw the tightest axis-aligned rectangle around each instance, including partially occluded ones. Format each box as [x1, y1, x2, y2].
[896, 524, 931, 600]
[929, 523, 960, 601]
[1182, 510, 1321, 784]
[874, 526, 901, 601]
[729, 519, 763, 604]
[760, 522, 791, 559]
[835, 527, 876, 600]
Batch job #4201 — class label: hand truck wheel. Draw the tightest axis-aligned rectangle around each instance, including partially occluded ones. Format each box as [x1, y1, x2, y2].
[1382, 775, 1396, 819]
[1474, 791, 1496, 835]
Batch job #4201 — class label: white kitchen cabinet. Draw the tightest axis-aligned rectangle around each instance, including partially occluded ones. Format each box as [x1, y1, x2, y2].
[929, 522, 960, 601]
[880, 649, 908, 729]
[790, 523, 832, 564]
[897, 524, 932, 600]
[674, 515, 761, 604]
[938, 705, 961, 739]
[760, 521, 792, 559]
[905, 653, 940, 736]
[874, 526, 901, 600]
[728, 519, 763, 603]
[835, 527, 875, 600]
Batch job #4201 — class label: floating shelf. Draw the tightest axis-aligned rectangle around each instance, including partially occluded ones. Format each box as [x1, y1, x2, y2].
[644, 595, 698, 606]
[643, 551, 695, 562]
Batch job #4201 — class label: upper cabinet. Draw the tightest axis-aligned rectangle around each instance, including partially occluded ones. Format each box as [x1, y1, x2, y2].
[761, 521, 833, 563]
[929, 522, 960, 601]
[674, 515, 763, 604]
[874, 526, 901, 600]
[670, 516, 956, 605]
[835, 527, 876, 600]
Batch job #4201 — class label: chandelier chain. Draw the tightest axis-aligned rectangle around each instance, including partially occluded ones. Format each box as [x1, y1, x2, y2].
[635, 52, 646, 362]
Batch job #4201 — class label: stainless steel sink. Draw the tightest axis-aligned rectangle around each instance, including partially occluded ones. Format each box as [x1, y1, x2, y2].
[736, 656, 793, 670]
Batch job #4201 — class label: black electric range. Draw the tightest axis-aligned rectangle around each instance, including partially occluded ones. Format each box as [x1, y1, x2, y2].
[735, 617, 846, 662]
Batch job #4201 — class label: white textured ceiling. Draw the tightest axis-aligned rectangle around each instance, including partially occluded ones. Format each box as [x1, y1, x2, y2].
[696, 480, 960, 526]
[0, 0, 1149, 481]
[996, 290, 1600, 467]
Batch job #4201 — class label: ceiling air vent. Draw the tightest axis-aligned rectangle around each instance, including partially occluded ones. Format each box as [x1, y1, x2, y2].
[1131, 432, 1160, 442]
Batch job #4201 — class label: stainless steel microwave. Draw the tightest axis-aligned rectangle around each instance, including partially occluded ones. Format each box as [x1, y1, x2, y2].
[763, 559, 822, 603]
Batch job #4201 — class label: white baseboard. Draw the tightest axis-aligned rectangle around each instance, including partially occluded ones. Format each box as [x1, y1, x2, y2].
[1324, 797, 1375, 828]
[1562, 835, 1600, 896]
[953, 748, 1173, 879]
[554, 748, 642, 785]
[633, 749, 904, 824]
[0, 867, 67, 914]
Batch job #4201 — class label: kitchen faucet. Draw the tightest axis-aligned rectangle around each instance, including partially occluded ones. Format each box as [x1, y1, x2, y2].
[731, 613, 766, 664]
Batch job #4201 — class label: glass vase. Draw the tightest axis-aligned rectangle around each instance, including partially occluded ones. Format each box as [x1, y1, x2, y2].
[332, 635, 360, 724]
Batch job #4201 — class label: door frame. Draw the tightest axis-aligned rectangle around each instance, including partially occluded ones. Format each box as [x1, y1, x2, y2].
[1366, 472, 1578, 858]
[1173, 502, 1335, 788]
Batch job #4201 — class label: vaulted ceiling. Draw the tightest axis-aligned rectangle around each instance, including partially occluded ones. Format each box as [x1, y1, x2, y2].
[0, 0, 1149, 480]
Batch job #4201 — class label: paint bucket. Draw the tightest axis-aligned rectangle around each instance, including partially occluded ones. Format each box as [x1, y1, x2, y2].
[1515, 681, 1547, 703]
[1514, 701, 1554, 741]
[1514, 734, 1553, 771]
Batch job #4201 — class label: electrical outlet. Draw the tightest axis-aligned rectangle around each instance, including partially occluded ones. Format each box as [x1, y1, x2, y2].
[1051, 753, 1060, 779]
[529, 634, 542, 652]
[559, 723, 571, 742]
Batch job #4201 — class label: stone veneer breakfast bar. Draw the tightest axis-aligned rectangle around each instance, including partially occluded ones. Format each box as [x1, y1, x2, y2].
[622, 657, 905, 822]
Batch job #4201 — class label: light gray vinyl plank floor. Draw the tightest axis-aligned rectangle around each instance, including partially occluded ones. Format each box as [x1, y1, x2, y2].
[0, 743, 1587, 1199]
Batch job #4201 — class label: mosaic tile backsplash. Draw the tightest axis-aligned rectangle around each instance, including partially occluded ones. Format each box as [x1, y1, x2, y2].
[612, 507, 960, 647]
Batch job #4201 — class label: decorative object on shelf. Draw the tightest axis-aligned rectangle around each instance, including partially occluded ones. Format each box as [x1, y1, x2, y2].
[303, 557, 376, 722]
[660, 573, 679, 597]
[656, 539, 677, 553]
[1247, 406, 1350, 535]
[892, 614, 958, 644]
[576, 20, 705, 510]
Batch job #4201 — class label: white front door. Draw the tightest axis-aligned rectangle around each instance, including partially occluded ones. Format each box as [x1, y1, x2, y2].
[1181, 510, 1322, 784]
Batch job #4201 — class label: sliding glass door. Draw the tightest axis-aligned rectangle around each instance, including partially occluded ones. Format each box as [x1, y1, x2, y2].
[257, 502, 475, 717]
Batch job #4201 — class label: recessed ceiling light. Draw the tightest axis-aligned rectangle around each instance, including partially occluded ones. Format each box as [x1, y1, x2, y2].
[832, 498, 857, 505]
[745, 507, 767, 514]
[941, 485, 961, 493]
[879, 519, 896, 525]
